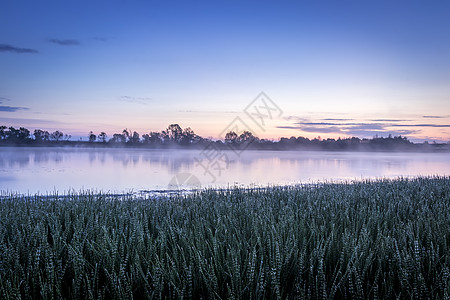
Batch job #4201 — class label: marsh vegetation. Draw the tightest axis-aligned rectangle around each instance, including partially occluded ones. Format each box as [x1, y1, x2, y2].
[0, 177, 449, 299]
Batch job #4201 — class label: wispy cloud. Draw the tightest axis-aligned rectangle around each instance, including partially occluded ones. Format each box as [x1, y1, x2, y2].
[277, 123, 420, 137]
[294, 121, 450, 128]
[346, 129, 419, 137]
[299, 122, 368, 126]
[322, 118, 354, 121]
[370, 119, 411, 122]
[0, 98, 29, 112]
[423, 115, 449, 119]
[0, 44, 38, 54]
[119, 96, 152, 105]
[301, 126, 344, 134]
[0, 117, 63, 125]
[178, 110, 240, 114]
[48, 39, 80, 46]
[391, 124, 450, 128]
[0, 106, 29, 112]
[278, 125, 346, 134]
[275, 118, 450, 138]
[350, 124, 385, 131]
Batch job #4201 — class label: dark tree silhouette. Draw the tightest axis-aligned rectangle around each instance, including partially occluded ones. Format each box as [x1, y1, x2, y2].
[3, 127, 30, 142]
[122, 129, 131, 143]
[130, 131, 140, 144]
[142, 134, 150, 144]
[166, 124, 183, 143]
[6, 127, 18, 141]
[225, 131, 238, 144]
[0, 126, 6, 140]
[50, 131, 63, 142]
[43, 130, 50, 141]
[98, 132, 107, 143]
[34, 129, 45, 142]
[238, 131, 256, 143]
[110, 133, 126, 143]
[0, 123, 448, 151]
[181, 127, 196, 145]
[149, 131, 162, 144]
[88, 131, 96, 142]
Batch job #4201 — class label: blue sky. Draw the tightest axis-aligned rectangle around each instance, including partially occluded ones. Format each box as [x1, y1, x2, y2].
[1, 0, 449, 141]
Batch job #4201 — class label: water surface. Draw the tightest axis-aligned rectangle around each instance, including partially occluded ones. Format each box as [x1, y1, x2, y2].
[1, 147, 449, 194]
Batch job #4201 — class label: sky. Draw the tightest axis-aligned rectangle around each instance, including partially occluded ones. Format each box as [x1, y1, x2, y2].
[1, 0, 449, 142]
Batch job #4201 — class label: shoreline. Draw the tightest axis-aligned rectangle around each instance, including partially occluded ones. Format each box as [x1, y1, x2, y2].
[2, 175, 448, 199]
[1, 142, 450, 153]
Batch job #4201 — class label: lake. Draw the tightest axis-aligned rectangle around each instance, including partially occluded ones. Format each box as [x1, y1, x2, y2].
[1, 147, 449, 194]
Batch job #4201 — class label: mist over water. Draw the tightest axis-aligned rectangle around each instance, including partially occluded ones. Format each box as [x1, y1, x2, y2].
[1, 147, 449, 194]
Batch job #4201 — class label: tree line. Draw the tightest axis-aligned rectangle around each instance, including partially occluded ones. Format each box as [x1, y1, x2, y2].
[0, 126, 71, 143]
[0, 124, 448, 151]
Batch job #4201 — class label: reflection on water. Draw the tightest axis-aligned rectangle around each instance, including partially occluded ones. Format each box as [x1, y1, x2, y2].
[0, 147, 449, 194]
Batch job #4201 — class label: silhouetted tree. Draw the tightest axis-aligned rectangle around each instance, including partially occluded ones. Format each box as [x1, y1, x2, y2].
[181, 127, 196, 145]
[43, 131, 50, 141]
[3, 127, 30, 142]
[110, 133, 126, 143]
[34, 129, 45, 142]
[0, 126, 6, 140]
[122, 129, 131, 143]
[88, 131, 96, 142]
[0, 123, 445, 151]
[130, 131, 140, 144]
[166, 124, 183, 143]
[160, 130, 170, 143]
[6, 127, 17, 141]
[225, 131, 238, 144]
[19, 127, 31, 141]
[98, 132, 107, 143]
[238, 131, 255, 143]
[142, 134, 150, 144]
[50, 131, 63, 141]
[149, 132, 162, 144]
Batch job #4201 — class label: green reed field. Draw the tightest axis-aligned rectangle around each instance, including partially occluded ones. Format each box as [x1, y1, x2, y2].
[0, 177, 449, 299]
